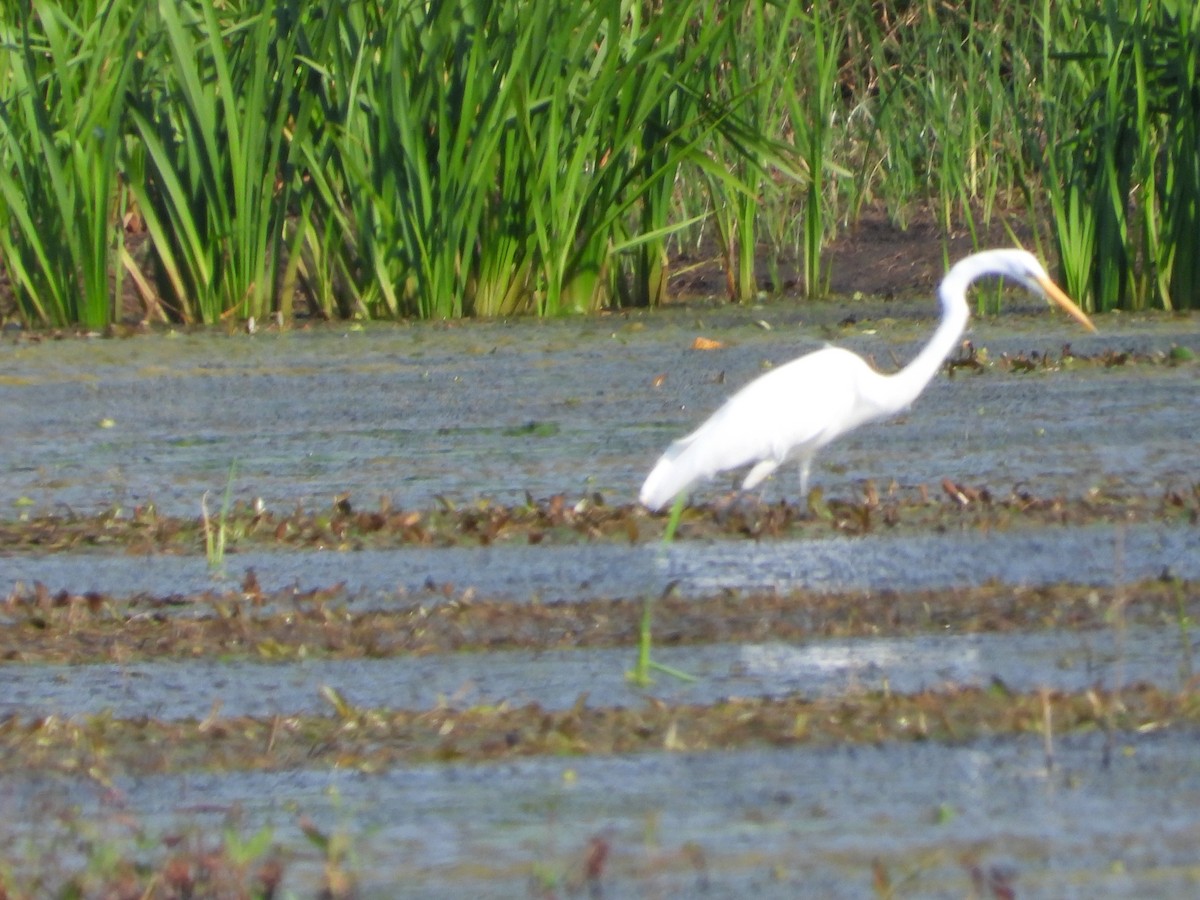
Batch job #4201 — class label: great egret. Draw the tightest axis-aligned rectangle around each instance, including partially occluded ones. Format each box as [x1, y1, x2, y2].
[639, 248, 1096, 511]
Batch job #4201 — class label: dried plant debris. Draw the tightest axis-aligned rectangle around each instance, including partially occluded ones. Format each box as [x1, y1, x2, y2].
[1, 578, 1195, 665]
[0, 482, 1196, 555]
[0, 683, 1194, 775]
[944, 340, 1199, 374]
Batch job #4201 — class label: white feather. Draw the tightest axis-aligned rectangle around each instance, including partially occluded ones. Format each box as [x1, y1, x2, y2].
[639, 249, 1095, 510]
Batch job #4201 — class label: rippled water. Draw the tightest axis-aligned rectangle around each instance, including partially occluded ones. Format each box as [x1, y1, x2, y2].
[1, 625, 1191, 722]
[9, 730, 1200, 898]
[0, 309, 1195, 515]
[0, 310, 1197, 896]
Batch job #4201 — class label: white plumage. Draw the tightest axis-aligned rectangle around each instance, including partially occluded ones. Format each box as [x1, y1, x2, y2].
[639, 249, 1095, 511]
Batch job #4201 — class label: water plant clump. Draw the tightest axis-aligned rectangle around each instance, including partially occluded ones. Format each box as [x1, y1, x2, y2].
[2, 0, 1198, 328]
[2, 683, 1197, 776]
[0, 477, 1195, 556]
[3, 578, 1196, 666]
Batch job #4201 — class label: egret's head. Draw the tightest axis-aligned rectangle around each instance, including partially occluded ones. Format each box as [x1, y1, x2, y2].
[983, 249, 1097, 332]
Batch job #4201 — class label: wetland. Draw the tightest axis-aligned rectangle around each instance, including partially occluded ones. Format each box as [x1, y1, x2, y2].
[0, 298, 1197, 897]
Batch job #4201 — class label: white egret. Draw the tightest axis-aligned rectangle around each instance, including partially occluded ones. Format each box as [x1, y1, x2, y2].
[639, 248, 1095, 511]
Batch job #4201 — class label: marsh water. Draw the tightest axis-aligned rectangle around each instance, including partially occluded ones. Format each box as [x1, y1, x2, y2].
[0, 301, 1198, 896]
[1, 304, 1195, 514]
[1, 625, 1194, 722]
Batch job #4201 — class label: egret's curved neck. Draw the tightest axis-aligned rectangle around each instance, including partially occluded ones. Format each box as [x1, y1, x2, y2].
[885, 264, 973, 408]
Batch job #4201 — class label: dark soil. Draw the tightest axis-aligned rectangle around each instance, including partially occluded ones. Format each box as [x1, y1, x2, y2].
[669, 208, 1039, 300]
[4, 206, 1032, 325]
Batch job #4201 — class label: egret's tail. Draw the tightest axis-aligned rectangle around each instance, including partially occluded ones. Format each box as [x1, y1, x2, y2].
[639, 439, 699, 511]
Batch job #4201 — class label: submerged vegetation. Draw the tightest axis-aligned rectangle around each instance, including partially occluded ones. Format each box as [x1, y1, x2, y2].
[5, 678, 1196, 894]
[7, 682, 1199, 775]
[1, 0, 1198, 327]
[4, 565, 1198, 665]
[0, 477, 1196, 557]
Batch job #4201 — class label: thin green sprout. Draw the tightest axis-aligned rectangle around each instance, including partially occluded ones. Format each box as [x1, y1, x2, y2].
[628, 493, 695, 686]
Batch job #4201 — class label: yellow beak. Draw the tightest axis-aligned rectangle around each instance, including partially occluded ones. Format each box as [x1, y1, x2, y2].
[1036, 274, 1097, 332]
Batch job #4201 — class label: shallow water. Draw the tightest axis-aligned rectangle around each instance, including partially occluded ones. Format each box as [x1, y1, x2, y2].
[7, 729, 1200, 898]
[0, 309, 1195, 516]
[0, 310, 1197, 894]
[0, 625, 1190, 721]
[3, 522, 1198, 603]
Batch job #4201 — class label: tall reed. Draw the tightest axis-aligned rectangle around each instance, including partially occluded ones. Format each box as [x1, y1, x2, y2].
[305, 0, 768, 318]
[0, 0, 136, 327]
[2, 0, 1199, 324]
[790, 0, 844, 297]
[1035, 0, 1200, 311]
[701, 0, 790, 302]
[852, 1, 1034, 295]
[123, 0, 312, 323]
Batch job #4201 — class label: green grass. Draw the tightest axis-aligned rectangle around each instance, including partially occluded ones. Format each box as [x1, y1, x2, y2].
[0, 0, 137, 327]
[1, 0, 1197, 326]
[202, 460, 237, 570]
[124, 0, 321, 323]
[629, 493, 694, 687]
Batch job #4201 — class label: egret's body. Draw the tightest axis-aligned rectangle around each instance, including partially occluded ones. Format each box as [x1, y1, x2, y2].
[639, 249, 1095, 511]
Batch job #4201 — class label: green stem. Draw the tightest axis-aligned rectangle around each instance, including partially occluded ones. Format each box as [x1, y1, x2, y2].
[628, 493, 694, 686]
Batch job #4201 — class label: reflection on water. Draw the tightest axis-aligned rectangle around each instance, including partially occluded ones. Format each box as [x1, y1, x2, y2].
[0, 319, 1195, 515]
[4, 523, 1200, 602]
[5, 730, 1200, 898]
[0, 625, 1190, 722]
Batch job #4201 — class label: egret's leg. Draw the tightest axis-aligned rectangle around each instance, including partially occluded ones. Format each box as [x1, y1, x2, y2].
[799, 457, 813, 500]
[741, 458, 780, 492]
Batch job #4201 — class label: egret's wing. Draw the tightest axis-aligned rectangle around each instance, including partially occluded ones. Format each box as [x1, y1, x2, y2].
[639, 348, 867, 509]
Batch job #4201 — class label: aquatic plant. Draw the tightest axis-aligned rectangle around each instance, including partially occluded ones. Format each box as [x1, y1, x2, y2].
[202, 461, 238, 570]
[1, 0, 1198, 325]
[1034, 0, 1200, 311]
[0, 0, 137, 327]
